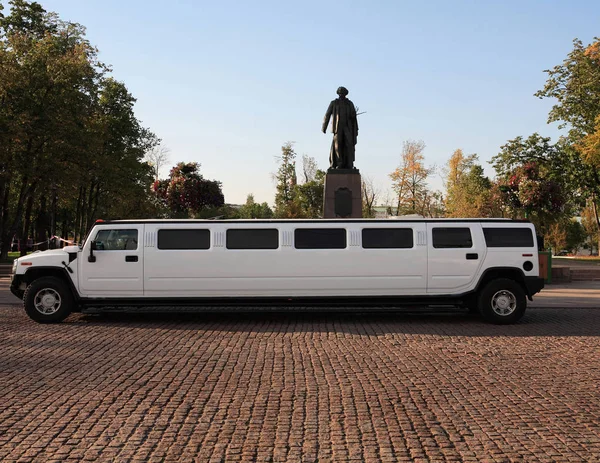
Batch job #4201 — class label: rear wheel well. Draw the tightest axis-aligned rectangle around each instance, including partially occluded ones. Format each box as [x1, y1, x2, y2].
[477, 268, 528, 296]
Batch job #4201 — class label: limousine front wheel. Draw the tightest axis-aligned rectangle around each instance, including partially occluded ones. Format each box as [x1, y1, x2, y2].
[23, 277, 74, 323]
[478, 278, 526, 324]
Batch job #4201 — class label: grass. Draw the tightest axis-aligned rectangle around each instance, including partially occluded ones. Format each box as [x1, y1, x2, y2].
[0, 251, 29, 264]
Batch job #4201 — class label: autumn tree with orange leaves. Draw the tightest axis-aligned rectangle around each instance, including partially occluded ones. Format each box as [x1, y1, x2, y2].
[389, 140, 435, 216]
[444, 149, 492, 218]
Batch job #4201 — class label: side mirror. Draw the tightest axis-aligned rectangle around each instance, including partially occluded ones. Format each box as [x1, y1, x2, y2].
[88, 241, 97, 263]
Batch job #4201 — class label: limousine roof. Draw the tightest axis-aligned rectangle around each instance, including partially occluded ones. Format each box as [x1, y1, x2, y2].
[95, 218, 530, 224]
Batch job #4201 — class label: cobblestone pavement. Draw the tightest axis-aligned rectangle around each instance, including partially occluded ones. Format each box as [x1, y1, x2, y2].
[1, 306, 599, 462]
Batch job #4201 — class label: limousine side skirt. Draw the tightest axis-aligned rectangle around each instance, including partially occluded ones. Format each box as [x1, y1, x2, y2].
[76, 294, 475, 311]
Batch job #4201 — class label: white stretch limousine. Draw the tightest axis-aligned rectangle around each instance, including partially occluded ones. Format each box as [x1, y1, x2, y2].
[11, 218, 545, 324]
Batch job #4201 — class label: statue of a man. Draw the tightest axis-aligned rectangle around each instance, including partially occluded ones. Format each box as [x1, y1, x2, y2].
[322, 86, 358, 169]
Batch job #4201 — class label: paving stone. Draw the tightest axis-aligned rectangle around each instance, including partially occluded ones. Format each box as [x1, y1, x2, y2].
[0, 306, 599, 462]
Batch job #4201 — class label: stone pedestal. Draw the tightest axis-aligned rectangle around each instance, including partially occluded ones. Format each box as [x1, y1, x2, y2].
[323, 168, 362, 218]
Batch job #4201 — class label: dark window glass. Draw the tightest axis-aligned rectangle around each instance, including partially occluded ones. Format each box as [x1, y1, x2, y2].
[295, 229, 346, 249]
[483, 228, 534, 247]
[362, 228, 413, 249]
[158, 229, 210, 250]
[432, 228, 472, 249]
[94, 229, 138, 251]
[226, 229, 278, 249]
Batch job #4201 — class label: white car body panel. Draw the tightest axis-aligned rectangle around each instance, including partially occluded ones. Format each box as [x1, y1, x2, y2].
[12, 219, 542, 304]
[142, 222, 428, 297]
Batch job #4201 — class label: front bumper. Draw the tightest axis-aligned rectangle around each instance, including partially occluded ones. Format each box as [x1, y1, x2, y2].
[524, 276, 544, 298]
[10, 274, 25, 299]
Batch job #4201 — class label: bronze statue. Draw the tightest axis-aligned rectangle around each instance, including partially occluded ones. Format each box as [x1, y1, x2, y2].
[322, 87, 358, 169]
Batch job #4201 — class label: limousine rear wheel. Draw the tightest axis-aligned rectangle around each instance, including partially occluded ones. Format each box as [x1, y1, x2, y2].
[478, 278, 526, 324]
[24, 277, 74, 323]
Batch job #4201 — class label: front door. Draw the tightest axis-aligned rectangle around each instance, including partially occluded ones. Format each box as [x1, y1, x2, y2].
[79, 224, 144, 297]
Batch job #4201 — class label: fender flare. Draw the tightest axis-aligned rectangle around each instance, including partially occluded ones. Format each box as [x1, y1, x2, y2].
[21, 266, 80, 302]
[474, 266, 543, 300]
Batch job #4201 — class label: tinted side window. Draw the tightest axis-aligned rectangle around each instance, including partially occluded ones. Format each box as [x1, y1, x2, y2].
[295, 229, 346, 249]
[362, 228, 413, 249]
[94, 229, 138, 251]
[158, 229, 210, 250]
[483, 228, 534, 247]
[226, 229, 279, 249]
[432, 228, 472, 249]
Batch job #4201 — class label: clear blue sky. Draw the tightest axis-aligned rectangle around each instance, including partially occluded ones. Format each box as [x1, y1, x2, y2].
[40, 0, 599, 205]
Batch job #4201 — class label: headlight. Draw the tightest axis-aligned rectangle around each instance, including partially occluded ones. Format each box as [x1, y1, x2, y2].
[12, 260, 17, 274]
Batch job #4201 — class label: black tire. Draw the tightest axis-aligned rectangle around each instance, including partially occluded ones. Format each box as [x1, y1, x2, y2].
[477, 278, 526, 324]
[23, 276, 74, 323]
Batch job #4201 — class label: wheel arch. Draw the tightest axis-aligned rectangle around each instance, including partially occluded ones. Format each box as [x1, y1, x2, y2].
[475, 267, 531, 299]
[23, 267, 80, 302]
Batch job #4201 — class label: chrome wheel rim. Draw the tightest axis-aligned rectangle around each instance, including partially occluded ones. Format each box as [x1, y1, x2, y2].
[491, 290, 517, 316]
[34, 288, 62, 315]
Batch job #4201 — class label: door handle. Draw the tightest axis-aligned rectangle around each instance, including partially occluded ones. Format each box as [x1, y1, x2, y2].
[466, 253, 478, 260]
[125, 255, 138, 262]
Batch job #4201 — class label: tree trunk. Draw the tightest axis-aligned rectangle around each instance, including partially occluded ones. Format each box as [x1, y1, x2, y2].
[20, 193, 35, 256]
[74, 185, 83, 243]
[593, 199, 600, 256]
[0, 183, 11, 260]
[4, 178, 32, 258]
[0, 177, 6, 240]
[78, 186, 87, 241]
[36, 195, 49, 251]
[91, 183, 100, 222]
[60, 210, 69, 247]
[50, 186, 57, 240]
[85, 182, 95, 232]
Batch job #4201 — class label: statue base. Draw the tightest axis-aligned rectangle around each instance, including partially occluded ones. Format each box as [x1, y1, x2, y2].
[323, 169, 362, 218]
[326, 167, 360, 175]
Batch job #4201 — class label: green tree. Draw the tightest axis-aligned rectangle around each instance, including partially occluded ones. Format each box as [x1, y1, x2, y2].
[491, 134, 567, 184]
[535, 38, 600, 138]
[0, 1, 162, 253]
[535, 38, 600, 248]
[565, 219, 586, 253]
[581, 200, 599, 254]
[495, 162, 567, 234]
[273, 142, 301, 218]
[445, 149, 492, 217]
[491, 135, 574, 228]
[153, 162, 224, 218]
[238, 194, 274, 219]
[0, 1, 104, 254]
[545, 218, 586, 255]
[76, 78, 158, 236]
[295, 156, 325, 218]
